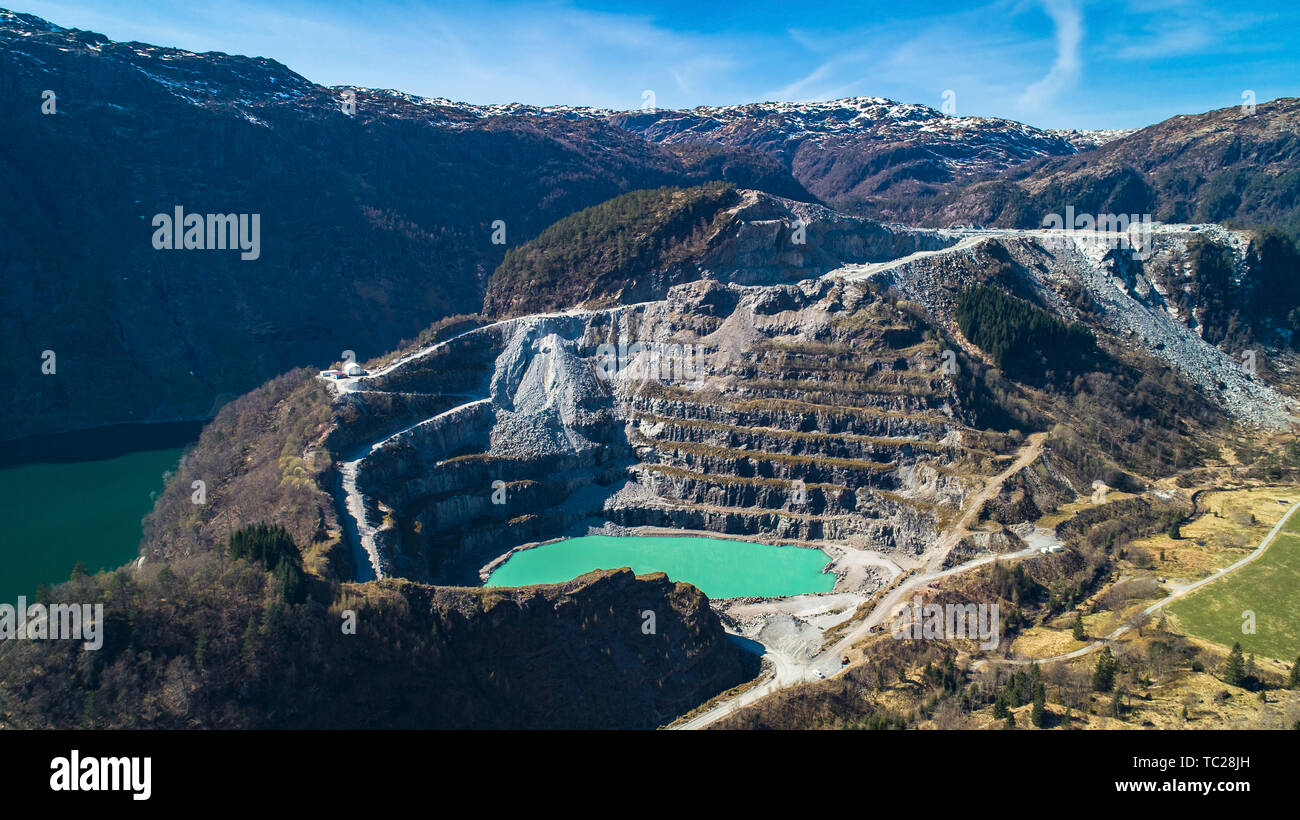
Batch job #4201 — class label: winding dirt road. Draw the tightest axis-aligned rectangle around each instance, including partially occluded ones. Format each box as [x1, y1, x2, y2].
[674, 433, 1051, 729]
[925, 433, 1046, 572]
[974, 498, 1300, 670]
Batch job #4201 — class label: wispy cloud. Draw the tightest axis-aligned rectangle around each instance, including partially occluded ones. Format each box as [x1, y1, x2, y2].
[1103, 5, 1260, 60]
[769, 2, 1028, 106]
[1018, 0, 1083, 110]
[17, 0, 755, 109]
[767, 59, 845, 102]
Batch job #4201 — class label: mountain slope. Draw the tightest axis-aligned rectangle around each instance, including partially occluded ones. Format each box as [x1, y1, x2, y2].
[908, 97, 1300, 237]
[0, 8, 808, 440]
[485, 182, 743, 317]
[608, 97, 1083, 207]
[10, 5, 1294, 443]
[484, 186, 957, 317]
[598, 96, 1300, 242]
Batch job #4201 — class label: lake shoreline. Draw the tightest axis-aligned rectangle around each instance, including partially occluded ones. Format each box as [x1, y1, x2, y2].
[0, 419, 207, 468]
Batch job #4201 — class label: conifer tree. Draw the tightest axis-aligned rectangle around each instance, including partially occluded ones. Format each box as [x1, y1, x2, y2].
[1223, 643, 1246, 686]
[1093, 646, 1117, 692]
[993, 684, 1010, 719]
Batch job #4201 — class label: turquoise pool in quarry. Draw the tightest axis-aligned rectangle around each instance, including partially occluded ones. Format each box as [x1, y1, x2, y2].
[484, 534, 835, 599]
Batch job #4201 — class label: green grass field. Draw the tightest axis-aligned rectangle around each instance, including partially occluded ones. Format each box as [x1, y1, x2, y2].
[1168, 511, 1300, 664]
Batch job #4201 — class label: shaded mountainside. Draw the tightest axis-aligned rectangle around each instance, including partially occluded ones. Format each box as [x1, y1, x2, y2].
[0, 8, 808, 440]
[6, 4, 1295, 443]
[316, 95, 1098, 211]
[603, 96, 1300, 245]
[140, 368, 342, 569]
[0, 549, 753, 729]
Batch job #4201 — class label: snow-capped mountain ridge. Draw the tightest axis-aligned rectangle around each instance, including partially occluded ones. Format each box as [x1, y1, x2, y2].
[332, 88, 1099, 151]
[1, 2, 1116, 214]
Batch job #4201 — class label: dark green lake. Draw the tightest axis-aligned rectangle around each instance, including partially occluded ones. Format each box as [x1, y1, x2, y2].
[0, 423, 198, 601]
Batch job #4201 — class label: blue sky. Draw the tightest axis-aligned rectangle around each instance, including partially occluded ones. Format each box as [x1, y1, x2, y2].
[11, 0, 1300, 128]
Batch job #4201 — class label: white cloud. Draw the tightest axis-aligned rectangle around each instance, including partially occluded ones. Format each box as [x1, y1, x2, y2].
[1018, 0, 1083, 110]
[1104, 8, 1260, 60]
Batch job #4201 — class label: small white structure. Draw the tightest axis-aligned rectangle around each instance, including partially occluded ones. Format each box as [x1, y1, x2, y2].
[343, 362, 366, 377]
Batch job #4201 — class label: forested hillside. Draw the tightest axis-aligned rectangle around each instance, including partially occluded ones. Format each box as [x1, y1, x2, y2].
[485, 182, 741, 316]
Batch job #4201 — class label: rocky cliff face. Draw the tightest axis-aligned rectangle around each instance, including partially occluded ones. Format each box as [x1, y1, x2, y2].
[834, 224, 1292, 426]
[338, 568, 753, 730]
[698, 191, 956, 283]
[332, 273, 980, 586]
[139, 180, 1295, 600]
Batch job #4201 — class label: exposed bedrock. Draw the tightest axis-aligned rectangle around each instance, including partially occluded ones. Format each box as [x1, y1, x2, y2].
[625, 394, 953, 438]
[697, 192, 955, 286]
[328, 220, 1292, 587]
[604, 475, 937, 553]
[329, 277, 974, 584]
